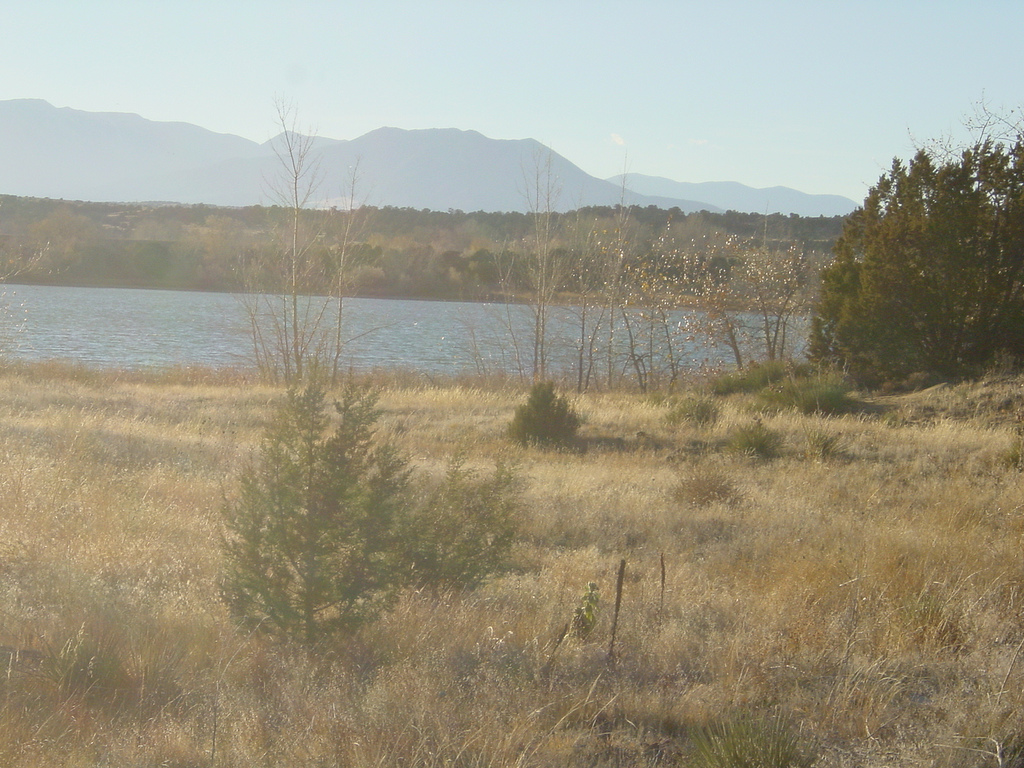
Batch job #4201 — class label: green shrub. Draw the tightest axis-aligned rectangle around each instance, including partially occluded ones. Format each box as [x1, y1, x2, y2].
[405, 457, 522, 591]
[571, 582, 600, 639]
[727, 420, 783, 459]
[711, 363, 857, 416]
[692, 716, 814, 768]
[792, 381, 856, 415]
[759, 378, 857, 415]
[667, 395, 721, 428]
[508, 381, 579, 448]
[222, 384, 412, 644]
[711, 361, 804, 396]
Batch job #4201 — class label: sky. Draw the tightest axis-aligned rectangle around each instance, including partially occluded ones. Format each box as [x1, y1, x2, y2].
[3, 0, 1022, 203]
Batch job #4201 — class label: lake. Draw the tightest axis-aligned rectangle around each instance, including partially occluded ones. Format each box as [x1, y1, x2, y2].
[0, 283, 756, 381]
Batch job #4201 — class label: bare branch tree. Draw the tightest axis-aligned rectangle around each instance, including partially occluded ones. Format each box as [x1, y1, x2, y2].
[239, 100, 359, 384]
[522, 147, 565, 381]
[678, 233, 823, 369]
[327, 160, 370, 385]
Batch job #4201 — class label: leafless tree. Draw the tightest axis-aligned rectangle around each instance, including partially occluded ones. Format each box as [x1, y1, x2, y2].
[325, 161, 373, 385]
[522, 147, 566, 381]
[679, 233, 824, 369]
[238, 101, 351, 384]
[562, 209, 607, 392]
[594, 199, 638, 388]
[619, 230, 693, 392]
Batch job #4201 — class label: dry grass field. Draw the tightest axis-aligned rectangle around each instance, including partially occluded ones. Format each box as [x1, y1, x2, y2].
[0, 361, 1022, 767]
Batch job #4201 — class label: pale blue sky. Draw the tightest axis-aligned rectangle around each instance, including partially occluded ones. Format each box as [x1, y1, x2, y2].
[3, 0, 1021, 202]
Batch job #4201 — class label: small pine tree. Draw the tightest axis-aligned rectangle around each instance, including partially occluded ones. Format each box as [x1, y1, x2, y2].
[508, 381, 579, 448]
[222, 385, 411, 644]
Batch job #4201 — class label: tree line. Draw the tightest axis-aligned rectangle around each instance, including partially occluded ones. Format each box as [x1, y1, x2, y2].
[0, 194, 844, 300]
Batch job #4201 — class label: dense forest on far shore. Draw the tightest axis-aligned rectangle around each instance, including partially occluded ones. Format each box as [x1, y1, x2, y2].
[0, 194, 846, 299]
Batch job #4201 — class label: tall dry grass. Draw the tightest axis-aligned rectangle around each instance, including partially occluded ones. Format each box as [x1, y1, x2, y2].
[0, 362, 1021, 766]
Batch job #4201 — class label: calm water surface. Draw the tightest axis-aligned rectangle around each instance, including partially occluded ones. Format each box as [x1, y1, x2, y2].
[0, 284, 625, 375]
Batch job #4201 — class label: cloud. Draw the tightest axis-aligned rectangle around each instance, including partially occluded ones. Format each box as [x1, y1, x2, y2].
[610, 133, 625, 146]
[688, 138, 709, 146]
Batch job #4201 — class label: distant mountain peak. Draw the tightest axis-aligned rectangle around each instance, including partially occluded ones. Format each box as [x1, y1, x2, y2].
[0, 99, 853, 215]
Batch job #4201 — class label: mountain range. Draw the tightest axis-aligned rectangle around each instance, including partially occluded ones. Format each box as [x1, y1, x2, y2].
[0, 99, 857, 217]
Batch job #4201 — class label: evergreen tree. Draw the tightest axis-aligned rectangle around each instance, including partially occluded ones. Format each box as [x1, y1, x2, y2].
[810, 138, 1024, 384]
[222, 385, 410, 644]
[507, 381, 579, 448]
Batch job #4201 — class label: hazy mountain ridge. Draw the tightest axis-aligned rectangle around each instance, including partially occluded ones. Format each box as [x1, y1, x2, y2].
[607, 174, 857, 218]
[0, 99, 857, 216]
